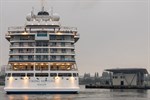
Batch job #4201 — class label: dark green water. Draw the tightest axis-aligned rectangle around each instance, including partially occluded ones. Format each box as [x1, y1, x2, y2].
[0, 86, 150, 100]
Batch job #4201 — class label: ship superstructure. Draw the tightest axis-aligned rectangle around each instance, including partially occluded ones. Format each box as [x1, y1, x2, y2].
[4, 7, 80, 93]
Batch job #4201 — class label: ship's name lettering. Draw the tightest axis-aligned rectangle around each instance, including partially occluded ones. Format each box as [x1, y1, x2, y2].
[29, 80, 54, 82]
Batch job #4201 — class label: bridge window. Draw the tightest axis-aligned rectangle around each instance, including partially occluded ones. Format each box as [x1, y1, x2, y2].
[37, 32, 47, 37]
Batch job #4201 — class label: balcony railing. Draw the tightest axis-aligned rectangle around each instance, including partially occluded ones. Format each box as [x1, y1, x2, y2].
[9, 58, 34, 61]
[9, 57, 75, 62]
[5, 66, 77, 71]
[10, 39, 35, 41]
[50, 45, 74, 47]
[50, 52, 75, 55]
[10, 45, 74, 47]
[8, 26, 77, 32]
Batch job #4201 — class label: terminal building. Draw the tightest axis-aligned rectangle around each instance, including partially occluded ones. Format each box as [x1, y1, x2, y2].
[105, 68, 148, 86]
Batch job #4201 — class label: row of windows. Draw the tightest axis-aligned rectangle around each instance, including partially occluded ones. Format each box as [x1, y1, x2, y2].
[11, 35, 74, 41]
[11, 42, 73, 47]
[50, 35, 73, 40]
[11, 36, 34, 40]
[113, 76, 125, 79]
[6, 73, 78, 77]
[10, 55, 75, 59]
[11, 48, 74, 53]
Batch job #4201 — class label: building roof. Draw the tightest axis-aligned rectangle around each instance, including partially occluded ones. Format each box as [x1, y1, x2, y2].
[105, 68, 148, 74]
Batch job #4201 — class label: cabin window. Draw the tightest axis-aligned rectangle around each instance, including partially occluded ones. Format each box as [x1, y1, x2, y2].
[76, 73, 79, 76]
[113, 76, 118, 79]
[120, 76, 125, 79]
[50, 35, 56, 40]
[27, 73, 34, 77]
[50, 73, 57, 77]
[12, 73, 25, 77]
[73, 73, 77, 77]
[7, 73, 11, 77]
[35, 73, 48, 77]
[58, 73, 72, 77]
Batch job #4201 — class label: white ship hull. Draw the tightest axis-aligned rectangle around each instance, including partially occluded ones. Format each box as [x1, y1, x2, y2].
[4, 73, 79, 94]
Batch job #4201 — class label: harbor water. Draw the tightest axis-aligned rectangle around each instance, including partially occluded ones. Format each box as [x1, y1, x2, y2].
[0, 85, 150, 100]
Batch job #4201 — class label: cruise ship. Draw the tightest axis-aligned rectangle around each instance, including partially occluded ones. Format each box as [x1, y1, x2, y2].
[4, 5, 80, 94]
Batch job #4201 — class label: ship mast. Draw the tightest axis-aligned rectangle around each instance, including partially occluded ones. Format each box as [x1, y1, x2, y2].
[41, 0, 45, 11]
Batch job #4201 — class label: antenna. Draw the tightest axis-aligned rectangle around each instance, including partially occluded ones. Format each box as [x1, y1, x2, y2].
[41, 0, 45, 11]
[31, 7, 34, 17]
[51, 7, 53, 16]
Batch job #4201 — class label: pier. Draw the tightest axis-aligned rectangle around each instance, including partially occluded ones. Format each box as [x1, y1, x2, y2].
[85, 68, 150, 89]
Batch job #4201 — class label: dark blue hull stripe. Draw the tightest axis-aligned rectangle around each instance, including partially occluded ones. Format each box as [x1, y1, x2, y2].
[6, 91, 78, 94]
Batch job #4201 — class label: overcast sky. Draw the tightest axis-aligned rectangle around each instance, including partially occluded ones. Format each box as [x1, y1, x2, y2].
[0, 0, 150, 75]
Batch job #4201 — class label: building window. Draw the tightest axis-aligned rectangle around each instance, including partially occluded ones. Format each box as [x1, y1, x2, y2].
[120, 76, 125, 79]
[113, 76, 118, 79]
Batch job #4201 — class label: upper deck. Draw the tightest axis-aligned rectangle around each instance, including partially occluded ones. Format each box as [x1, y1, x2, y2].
[7, 26, 77, 33]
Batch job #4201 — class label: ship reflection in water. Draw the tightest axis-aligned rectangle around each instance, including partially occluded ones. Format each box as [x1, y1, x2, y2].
[2, 86, 149, 100]
[8, 94, 75, 100]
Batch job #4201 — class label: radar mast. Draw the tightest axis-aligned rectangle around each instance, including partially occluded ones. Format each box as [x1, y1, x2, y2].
[41, 0, 45, 11]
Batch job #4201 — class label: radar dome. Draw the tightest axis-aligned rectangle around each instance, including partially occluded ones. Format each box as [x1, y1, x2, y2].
[52, 13, 60, 21]
[26, 13, 32, 21]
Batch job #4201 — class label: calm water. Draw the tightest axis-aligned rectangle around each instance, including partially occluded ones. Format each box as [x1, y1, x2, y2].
[0, 86, 150, 100]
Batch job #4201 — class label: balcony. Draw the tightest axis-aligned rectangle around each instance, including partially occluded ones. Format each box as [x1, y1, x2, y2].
[25, 21, 60, 27]
[9, 52, 34, 55]
[10, 45, 35, 48]
[50, 58, 75, 62]
[50, 45, 74, 48]
[7, 26, 77, 34]
[50, 52, 75, 55]
[5, 34, 11, 41]
[10, 40, 35, 43]
[9, 58, 34, 62]
[74, 33, 80, 42]
[36, 58, 49, 61]
[8, 26, 25, 32]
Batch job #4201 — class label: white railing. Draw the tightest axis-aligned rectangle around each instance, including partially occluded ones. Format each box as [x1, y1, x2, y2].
[8, 26, 25, 31]
[25, 21, 60, 26]
[7, 26, 77, 32]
